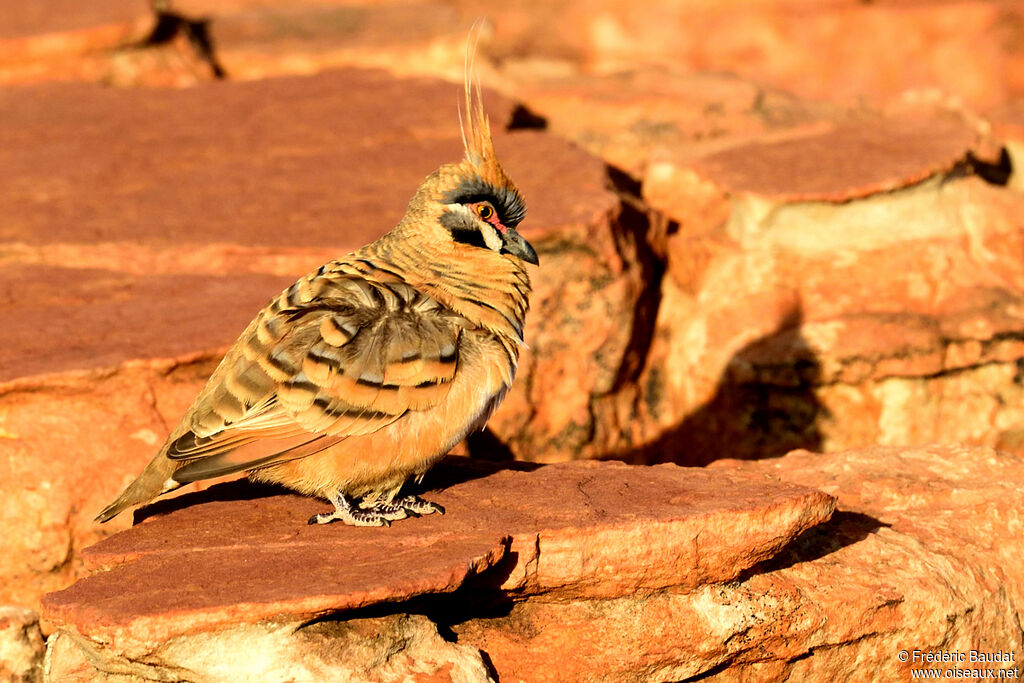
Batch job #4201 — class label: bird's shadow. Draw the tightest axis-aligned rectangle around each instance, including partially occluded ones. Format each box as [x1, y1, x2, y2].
[132, 429, 539, 525]
[133, 478, 285, 524]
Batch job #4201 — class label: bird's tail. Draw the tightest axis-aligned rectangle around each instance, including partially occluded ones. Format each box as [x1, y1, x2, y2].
[93, 453, 181, 523]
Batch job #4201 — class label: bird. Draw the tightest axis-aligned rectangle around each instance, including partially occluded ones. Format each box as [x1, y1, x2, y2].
[95, 34, 537, 527]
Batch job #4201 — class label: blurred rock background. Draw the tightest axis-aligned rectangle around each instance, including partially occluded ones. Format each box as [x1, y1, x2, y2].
[2, 1, 1024, 681]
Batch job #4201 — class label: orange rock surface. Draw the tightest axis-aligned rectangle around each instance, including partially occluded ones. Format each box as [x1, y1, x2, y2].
[42, 458, 833, 649]
[39, 445, 1024, 682]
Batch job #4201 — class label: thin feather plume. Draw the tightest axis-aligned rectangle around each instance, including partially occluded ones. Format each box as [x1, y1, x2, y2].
[459, 19, 494, 166]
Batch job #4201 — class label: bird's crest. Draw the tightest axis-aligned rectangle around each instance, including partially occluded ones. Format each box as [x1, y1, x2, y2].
[459, 21, 498, 173]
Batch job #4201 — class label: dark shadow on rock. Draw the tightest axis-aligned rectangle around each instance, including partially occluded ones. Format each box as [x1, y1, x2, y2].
[428, 452, 543, 491]
[945, 147, 1013, 187]
[133, 447, 541, 524]
[605, 165, 667, 395]
[466, 426, 519, 462]
[133, 478, 290, 524]
[306, 536, 522, 626]
[507, 103, 548, 131]
[736, 510, 890, 581]
[296, 534, 520, 674]
[623, 302, 829, 466]
[138, 1, 226, 78]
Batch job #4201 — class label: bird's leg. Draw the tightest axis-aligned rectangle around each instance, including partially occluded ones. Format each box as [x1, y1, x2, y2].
[308, 491, 395, 527]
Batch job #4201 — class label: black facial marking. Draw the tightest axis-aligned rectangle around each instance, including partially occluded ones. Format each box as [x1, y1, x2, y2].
[440, 210, 489, 250]
[444, 176, 526, 228]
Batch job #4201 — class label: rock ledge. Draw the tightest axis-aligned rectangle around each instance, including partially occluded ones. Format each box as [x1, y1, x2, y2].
[42, 457, 833, 666]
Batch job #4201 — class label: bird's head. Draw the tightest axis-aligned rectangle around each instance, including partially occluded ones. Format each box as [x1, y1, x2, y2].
[395, 39, 537, 269]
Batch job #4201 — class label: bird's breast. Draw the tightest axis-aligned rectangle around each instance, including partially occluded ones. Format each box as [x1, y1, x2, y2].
[251, 329, 517, 500]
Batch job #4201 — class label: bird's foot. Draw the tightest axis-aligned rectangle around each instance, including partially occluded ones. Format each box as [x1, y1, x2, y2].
[354, 495, 444, 520]
[390, 494, 445, 517]
[307, 492, 444, 527]
[308, 491, 395, 527]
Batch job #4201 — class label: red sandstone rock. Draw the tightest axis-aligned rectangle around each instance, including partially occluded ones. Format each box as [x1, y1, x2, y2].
[200, 1, 468, 82]
[626, 164, 1024, 465]
[0, 266, 296, 384]
[507, 68, 836, 180]
[453, 445, 1024, 681]
[40, 457, 833, 681]
[42, 458, 833, 651]
[690, 110, 980, 202]
[511, 65, 1024, 467]
[477, 0, 1024, 111]
[707, 444, 1024, 681]
[0, 70, 512, 250]
[0, 606, 43, 683]
[0, 360, 228, 611]
[989, 98, 1024, 193]
[991, 99, 1024, 143]
[40, 445, 1024, 681]
[0, 0, 469, 88]
[496, 61, 1024, 469]
[68, 1, 1017, 114]
[0, 2, 148, 40]
[4, 1, 1022, 111]
[0, 1, 155, 87]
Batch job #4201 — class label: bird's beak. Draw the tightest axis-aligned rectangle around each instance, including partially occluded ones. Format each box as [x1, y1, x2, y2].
[502, 228, 539, 265]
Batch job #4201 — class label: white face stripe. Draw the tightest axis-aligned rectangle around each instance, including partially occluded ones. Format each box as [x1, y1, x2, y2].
[479, 222, 503, 252]
[451, 203, 503, 252]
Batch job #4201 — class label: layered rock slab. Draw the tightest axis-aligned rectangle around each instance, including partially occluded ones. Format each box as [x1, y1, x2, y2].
[481, 0, 1024, 110]
[0, 267, 294, 612]
[42, 458, 833, 644]
[0, 69, 518, 251]
[169, 0, 470, 84]
[41, 445, 1024, 682]
[632, 113, 1024, 465]
[7, 1, 1023, 112]
[454, 445, 1024, 682]
[502, 62, 1024, 467]
[40, 458, 834, 680]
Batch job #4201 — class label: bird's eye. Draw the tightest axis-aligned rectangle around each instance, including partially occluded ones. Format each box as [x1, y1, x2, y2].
[475, 203, 494, 220]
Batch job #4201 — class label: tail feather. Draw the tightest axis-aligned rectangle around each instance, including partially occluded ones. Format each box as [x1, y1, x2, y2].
[94, 453, 180, 523]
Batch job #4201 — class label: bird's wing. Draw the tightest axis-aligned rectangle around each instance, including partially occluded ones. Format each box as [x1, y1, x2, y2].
[167, 272, 465, 483]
